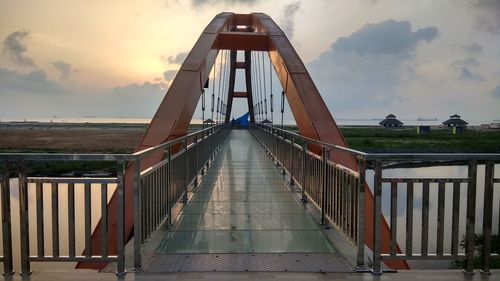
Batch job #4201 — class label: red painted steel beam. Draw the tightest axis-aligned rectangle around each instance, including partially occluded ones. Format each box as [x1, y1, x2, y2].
[233, 91, 248, 98]
[77, 12, 232, 270]
[252, 13, 408, 270]
[80, 12, 408, 271]
[213, 32, 269, 51]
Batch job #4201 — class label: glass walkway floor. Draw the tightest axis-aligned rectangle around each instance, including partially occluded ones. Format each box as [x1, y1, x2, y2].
[155, 130, 336, 255]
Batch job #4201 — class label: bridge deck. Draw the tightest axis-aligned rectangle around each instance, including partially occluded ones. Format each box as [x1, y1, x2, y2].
[146, 130, 350, 272]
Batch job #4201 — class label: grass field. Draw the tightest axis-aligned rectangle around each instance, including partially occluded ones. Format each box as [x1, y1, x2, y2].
[340, 127, 500, 153]
[0, 123, 499, 153]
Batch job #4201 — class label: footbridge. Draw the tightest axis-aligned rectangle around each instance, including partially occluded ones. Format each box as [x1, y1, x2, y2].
[0, 12, 499, 279]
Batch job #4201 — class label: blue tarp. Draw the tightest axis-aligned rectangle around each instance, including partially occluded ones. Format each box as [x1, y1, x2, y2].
[231, 113, 249, 127]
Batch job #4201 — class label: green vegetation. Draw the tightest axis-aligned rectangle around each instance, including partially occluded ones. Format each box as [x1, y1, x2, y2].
[29, 161, 116, 177]
[454, 234, 500, 269]
[339, 127, 500, 153]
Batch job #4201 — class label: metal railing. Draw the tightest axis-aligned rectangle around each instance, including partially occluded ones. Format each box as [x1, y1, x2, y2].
[0, 173, 14, 275]
[130, 124, 229, 271]
[0, 156, 129, 276]
[249, 123, 500, 275]
[0, 124, 229, 276]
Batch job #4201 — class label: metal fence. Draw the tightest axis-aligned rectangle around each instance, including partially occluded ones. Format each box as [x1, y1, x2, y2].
[249, 123, 500, 275]
[131, 125, 229, 271]
[0, 124, 229, 276]
[366, 155, 500, 274]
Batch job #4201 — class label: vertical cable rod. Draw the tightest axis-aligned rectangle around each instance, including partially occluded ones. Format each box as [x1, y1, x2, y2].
[216, 51, 223, 123]
[261, 51, 268, 120]
[269, 57, 273, 125]
[211, 52, 217, 121]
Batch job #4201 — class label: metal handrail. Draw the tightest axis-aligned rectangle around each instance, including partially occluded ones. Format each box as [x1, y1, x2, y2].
[132, 124, 226, 159]
[253, 123, 500, 161]
[252, 123, 367, 158]
[0, 123, 230, 276]
[0, 124, 227, 162]
[249, 124, 500, 275]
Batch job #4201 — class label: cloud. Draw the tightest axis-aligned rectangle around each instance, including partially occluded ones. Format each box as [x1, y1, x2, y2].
[459, 67, 483, 82]
[2, 30, 36, 67]
[161, 51, 188, 65]
[451, 58, 483, 82]
[307, 20, 439, 115]
[471, 0, 500, 33]
[492, 84, 500, 98]
[451, 57, 480, 68]
[0, 67, 65, 95]
[101, 82, 167, 117]
[111, 81, 165, 97]
[331, 20, 438, 57]
[52, 60, 74, 80]
[459, 42, 483, 54]
[189, 0, 257, 6]
[163, 70, 177, 81]
[279, 2, 301, 39]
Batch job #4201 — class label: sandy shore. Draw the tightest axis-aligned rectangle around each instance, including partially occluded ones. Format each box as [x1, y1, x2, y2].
[0, 122, 146, 153]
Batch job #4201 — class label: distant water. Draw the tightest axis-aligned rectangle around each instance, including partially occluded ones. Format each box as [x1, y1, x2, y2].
[0, 117, 495, 126]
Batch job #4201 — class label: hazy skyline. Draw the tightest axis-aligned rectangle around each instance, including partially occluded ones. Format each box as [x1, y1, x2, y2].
[0, 0, 499, 122]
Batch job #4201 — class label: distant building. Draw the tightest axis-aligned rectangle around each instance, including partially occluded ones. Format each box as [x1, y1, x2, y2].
[204, 118, 215, 124]
[417, 126, 431, 135]
[442, 114, 468, 128]
[379, 114, 403, 127]
[490, 123, 500, 129]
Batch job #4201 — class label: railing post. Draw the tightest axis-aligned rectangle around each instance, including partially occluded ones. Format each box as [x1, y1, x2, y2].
[289, 136, 294, 186]
[355, 157, 366, 270]
[210, 128, 215, 161]
[200, 133, 205, 175]
[193, 136, 198, 187]
[1, 163, 13, 275]
[132, 159, 143, 272]
[116, 160, 126, 277]
[301, 141, 308, 203]
[282, 134, 286, 175]
[167, 147, 172, 226]
[481, 162, 494, 275]
[183, 139, 189, 203]
[320, 147, 330, 228]
[464, 160, 477, 275]
[275, 130, 279, 166]
[372, 160, 383, 275]
[18, 161, 31, 276]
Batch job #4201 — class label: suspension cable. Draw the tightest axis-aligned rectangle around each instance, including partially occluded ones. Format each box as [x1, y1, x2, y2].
[202, 88, 205, 129]
[225, 50, 230, 120]
[260, 52, 265, 121]
[281, 72, 288, 130]
[221, 50, 228, 122]
[219, 50, 224, 123]
[258, 52, 263, 122]
[252, 51, 258, 121]
[216, 51, 223, 124]
[262, 52, 268, 121]
[220, 50, 229, 123]
[269, 57, 273, 125]
[211, 54, 216, 122]
[255, 53, 262, 121]
[281, 90, 285, 130]
[255, 53, 263, 121]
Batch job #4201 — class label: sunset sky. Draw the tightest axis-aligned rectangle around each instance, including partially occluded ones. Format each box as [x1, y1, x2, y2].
[0, 0, 499, 122]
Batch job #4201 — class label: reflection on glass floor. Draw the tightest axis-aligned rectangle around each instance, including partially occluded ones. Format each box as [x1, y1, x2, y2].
[156, 130, 335, 254]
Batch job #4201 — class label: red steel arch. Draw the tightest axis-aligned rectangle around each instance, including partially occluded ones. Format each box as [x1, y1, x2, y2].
[79, 12, 408, 270]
